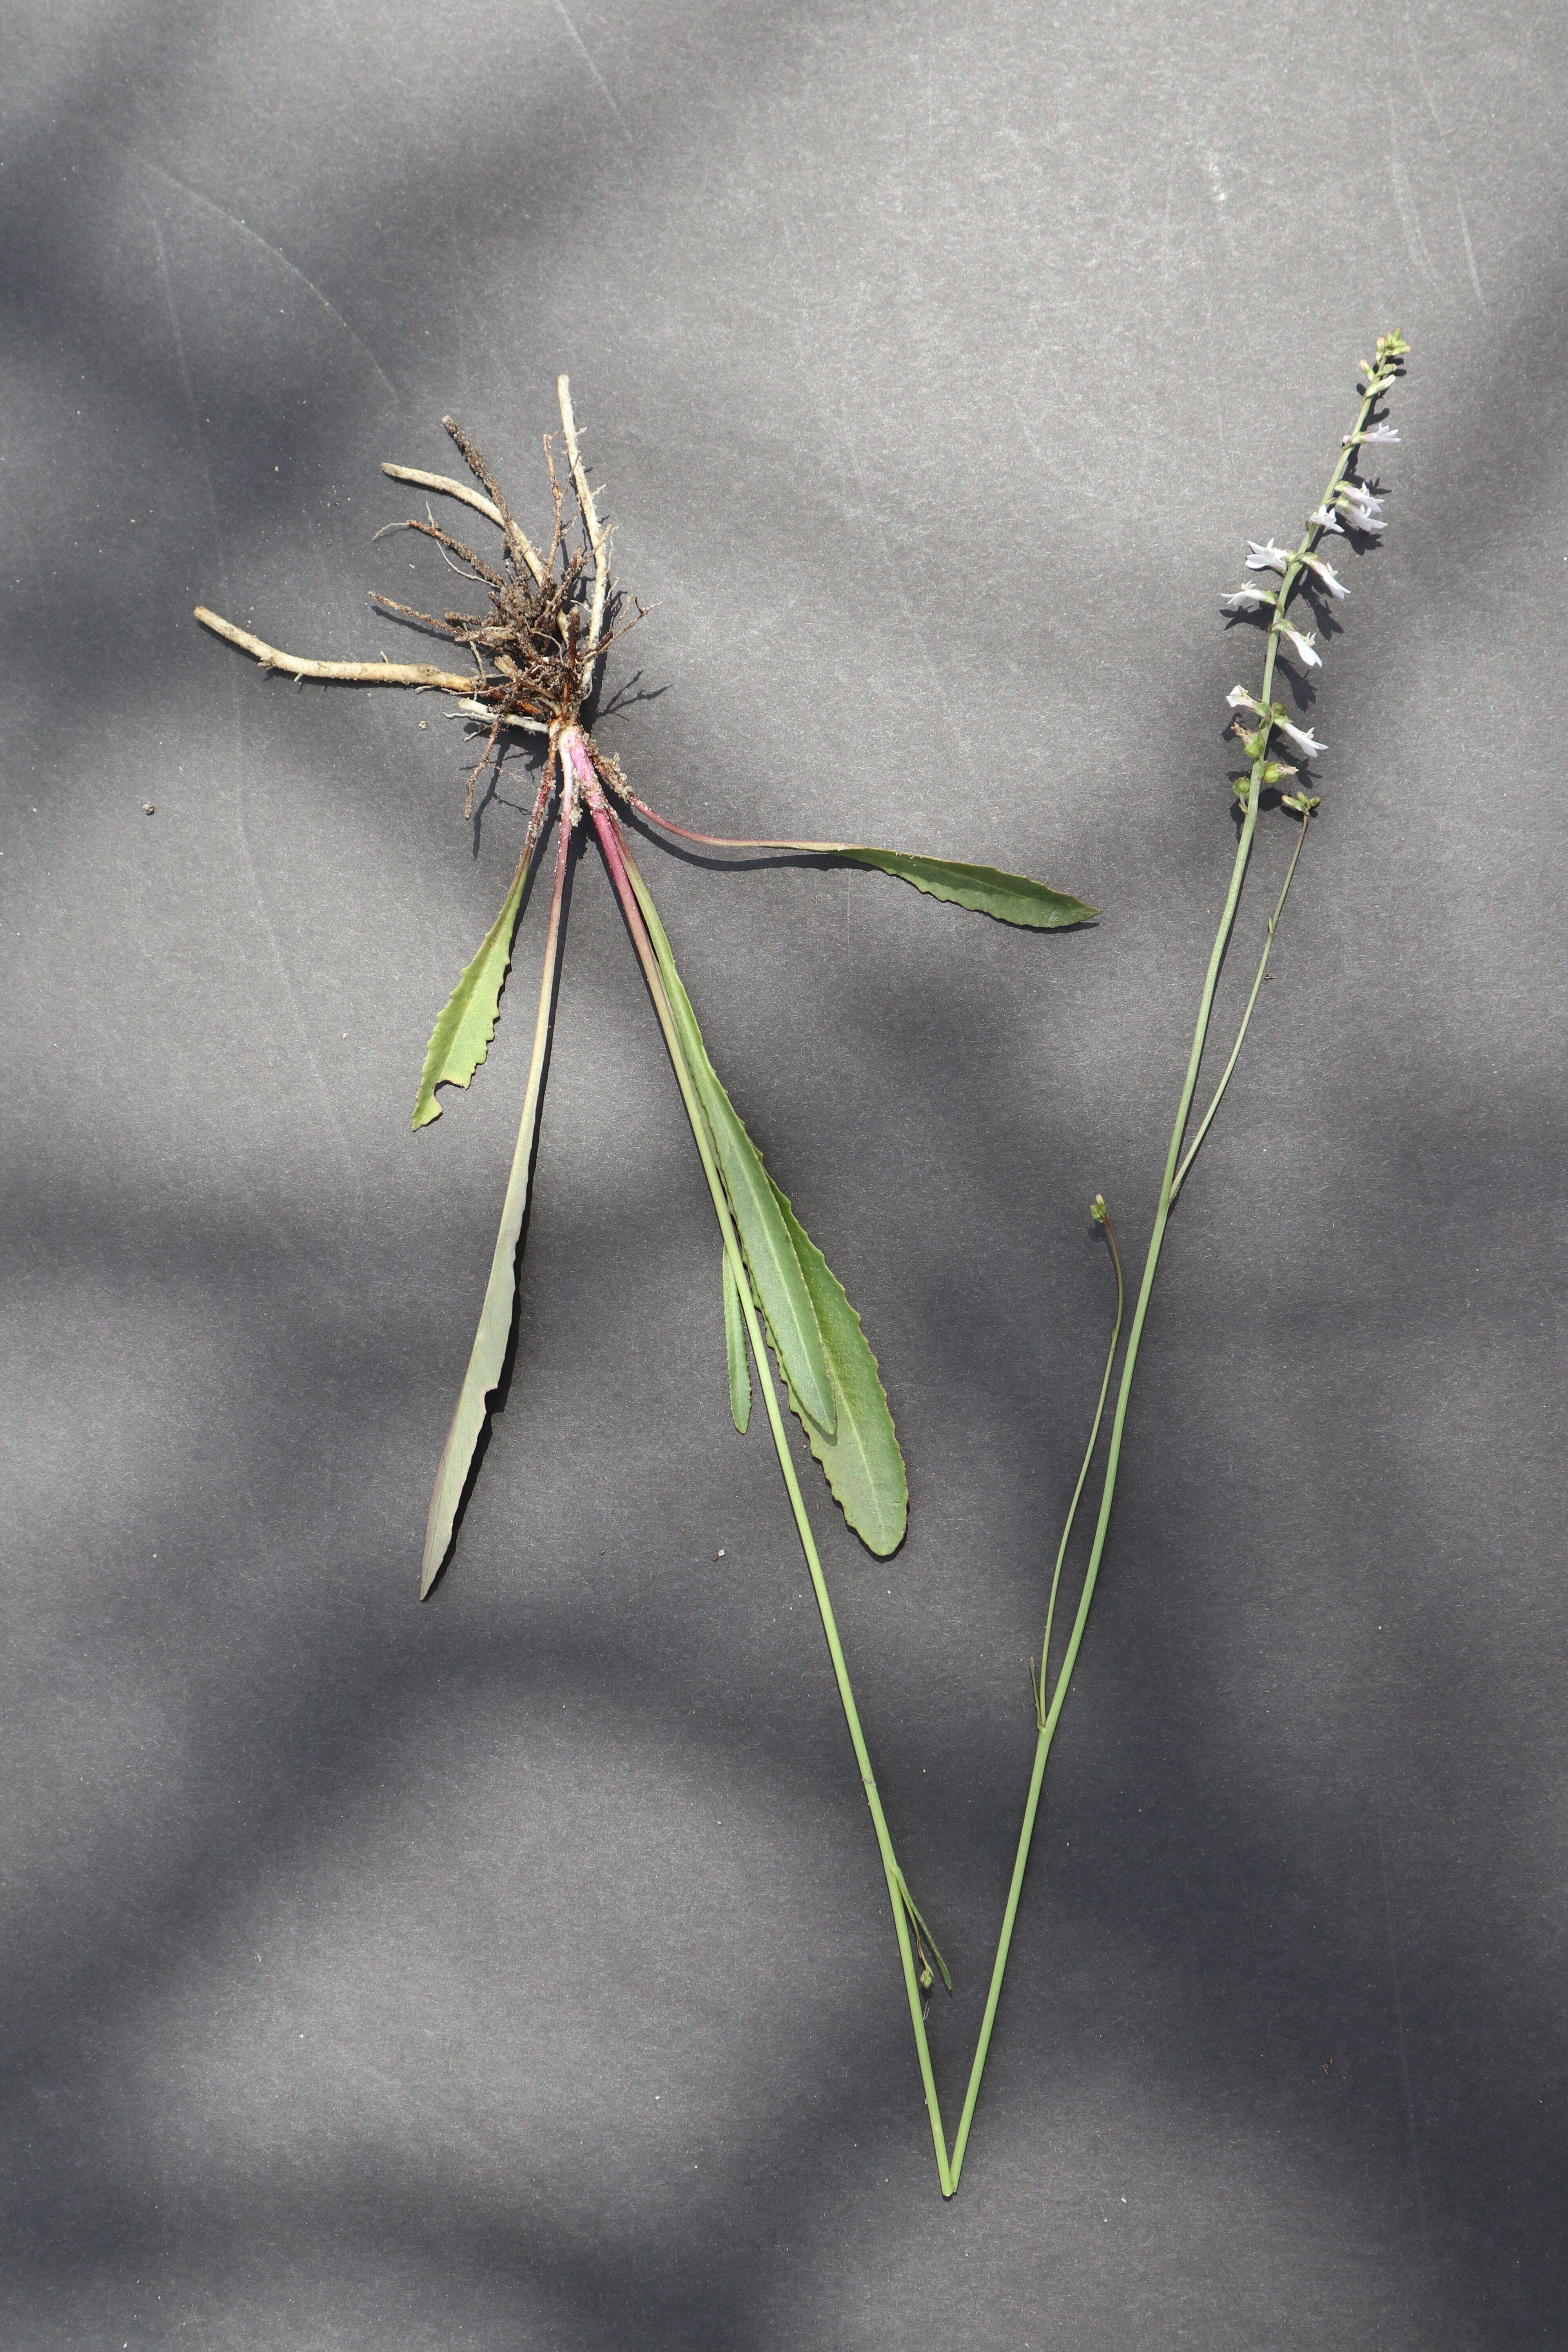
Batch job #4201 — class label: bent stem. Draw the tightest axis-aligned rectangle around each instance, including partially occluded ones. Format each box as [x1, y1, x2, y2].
[589, 795, 952, 2195]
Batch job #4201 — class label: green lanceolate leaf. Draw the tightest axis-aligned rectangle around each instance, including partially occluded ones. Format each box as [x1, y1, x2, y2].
[766, 1179, 907, 1555]
[835, 849, 1096, 930]
[420, 1082, 538, 1595]
[722, 1247, 752, 1433]
[628, 877, 837, 1440]
[413, 845, 532, 1129]
[420, 842, 569, 1597]
[694, 1056, 837, 1441]
[622, 801, 1096, 928]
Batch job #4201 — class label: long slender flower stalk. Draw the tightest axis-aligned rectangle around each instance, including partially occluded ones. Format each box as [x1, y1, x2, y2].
[946, 332, 1411, 2192]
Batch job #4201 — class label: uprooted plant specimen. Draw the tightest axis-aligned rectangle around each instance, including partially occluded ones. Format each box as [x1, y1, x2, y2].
[196, 375, 1096, 2194]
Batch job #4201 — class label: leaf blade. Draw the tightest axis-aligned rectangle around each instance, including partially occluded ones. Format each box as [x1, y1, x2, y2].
[834, 849, 1096, 930]
[766, 1180, 907, 1557]
[420, 838, 567, 1597]
[630, 880, 837, 1439]
[722, 1248, 752, 1433]
[419, 1099, 535, 1595]
[413, 847, 530, 1129]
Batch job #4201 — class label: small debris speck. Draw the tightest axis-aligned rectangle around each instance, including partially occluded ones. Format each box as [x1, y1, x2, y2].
[143, 802, 155, 815]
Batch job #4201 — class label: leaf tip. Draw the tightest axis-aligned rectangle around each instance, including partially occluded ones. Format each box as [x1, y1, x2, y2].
[419, 1511, 453, 1599]
[799, 1381, 838, 1446]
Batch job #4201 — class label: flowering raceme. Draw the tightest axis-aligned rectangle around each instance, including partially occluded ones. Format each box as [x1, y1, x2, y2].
[944, 330, 1413, 2198]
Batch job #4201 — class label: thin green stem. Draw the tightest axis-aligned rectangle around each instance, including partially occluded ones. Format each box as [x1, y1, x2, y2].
[1036, 1205, 1124, 1727]
[1170, 813, 1311, 1205]
[595, 804, 953, 2195]
[947, 368, 1392, 2190]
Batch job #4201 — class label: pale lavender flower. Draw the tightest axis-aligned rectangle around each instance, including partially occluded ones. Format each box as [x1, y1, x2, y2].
[1301, 552, 1349, 599]
[1309, 505, 1346, 534]
[1359, 423, 1401, 444]
[1221, 582, 1277, 612]
[1277, 718, 1325, 760]
[1276, 622, 1322, 669]
[1246, 539, 1292, 574]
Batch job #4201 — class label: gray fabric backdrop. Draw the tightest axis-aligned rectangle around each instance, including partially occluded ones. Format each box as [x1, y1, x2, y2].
[4, 2, 1565, 2345]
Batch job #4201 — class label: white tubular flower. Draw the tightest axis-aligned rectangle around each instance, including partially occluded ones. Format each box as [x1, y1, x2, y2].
[1301, 552, 1349, 599]
[1220, 582, 1277, 612]
[1335, 484, 1387, 533]
[1226, 684, 1264, 711]
[1276, 622, 1322, 669]
[1359, 423, 1401, 444]
[1278, 718, 1325, 760]
[1309, 505, 1346, 534]
[1246, 539, 1292, 573]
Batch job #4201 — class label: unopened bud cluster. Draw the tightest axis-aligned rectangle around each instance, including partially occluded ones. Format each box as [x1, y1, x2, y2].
[1219, 331, 1408, 818]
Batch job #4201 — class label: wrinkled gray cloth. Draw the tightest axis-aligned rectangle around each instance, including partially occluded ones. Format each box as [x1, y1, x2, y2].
[3, 4, 1564, 2345]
